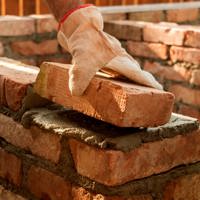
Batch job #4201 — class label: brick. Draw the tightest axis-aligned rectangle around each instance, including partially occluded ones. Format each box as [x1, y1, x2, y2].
[127, 41, 168, 60]
[185, 29, 200, 48]
[27, 166, 71, 200]
[143, 61, 184, 82]
[0, 114, 61, 163]
[104, 21, 142, 41]
[163, 174, 200, 200]
[143, 23, 186, 46]
[11, 40, 58, 56]
[0, 185, 27, 200]
[0, 16, 35, 36]
[72, 187, 152, 200]
[166, 8, 199, 23]
[34, 62, 174, 127]
[190, 69, 200, 86]
[69, 129, 200, 186]
[30, 14, 58, 33]
[168, 84, 200, 107]
[128, 11, 165, 22]
[178, 104, 200, 120]
[0, 148, 21, 186]
[0, 43, 4, 56]
[173, 63, 192, 82]
[170, 46, 200, 65]
[102, 13, 126, 21]
[0, 58, 38, 111]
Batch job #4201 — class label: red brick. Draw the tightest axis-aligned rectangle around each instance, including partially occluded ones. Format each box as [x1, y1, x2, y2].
[0, 114, 61, 163]
[190, 69, 200, 86]
[34, 62, 174, 127]
[168, 84, 200, 107]
[170, 46, 200, 65]
[0, 185, 27, 200]
[11, 40, 58, 56]
[185, 29, 200, 48]
[143, 61, 184, 82]
[127, 41, 168, 60]
[102, 13, 126, 21]
[143, 23, 185, 46]
[72, 187, 152, 200]
[27, 166, 71, 200]
[173, 63, 192, 82]
[0, 16, 35, 36]
[31, 14, 58, 33]
[166, 9, 199, 23]
[178, 104, 200, 120]
[104, 21, 142, 41]
[69, 129, 200, 186]
[163, 174, 200, 200]
[0, 148, 21, 186]
[128, 11, 165, 22]
[0, 58, 38, 111]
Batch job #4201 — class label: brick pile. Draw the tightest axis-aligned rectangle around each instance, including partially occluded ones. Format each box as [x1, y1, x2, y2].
[0, 57, 199, 200]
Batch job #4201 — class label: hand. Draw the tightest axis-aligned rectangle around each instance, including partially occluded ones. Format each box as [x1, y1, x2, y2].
[58, 5, 163, 96]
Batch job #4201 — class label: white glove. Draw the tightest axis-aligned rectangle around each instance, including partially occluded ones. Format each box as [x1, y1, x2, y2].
[58, 5, 163, 96]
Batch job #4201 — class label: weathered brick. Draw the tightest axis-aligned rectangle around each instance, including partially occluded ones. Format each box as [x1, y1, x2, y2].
[27, 166, 71, 200]
[0, 148, 21, 186]
[185, 29, 200, 48]
[104, 21, 142, 41]
[128, 11, 165, 22]
[178, 104, 200, 120]
[31, 14, 58, 33]
[0, 185, 27, 200]
[0, 58, 38, 111]
[11, 40, 58, 56]
[190, 69, 200, 86]
[102, 13, 126, 21]
[72, 187, 152, 200]
[173, 63, 192, 82]
[143, 61, 184, 82]
[69, 129, 200, 186]
[143, 23, 186, 45]
[0, 114, 61, 163]
[34, 62, 174, 127]
[127, 41, 168, 59]
[163, 174, 200, 200]
[166, 8, 199, 23]
[170, 46, 200, 64]
[168, 84, 200, 107]
[0, 16, 35, 36]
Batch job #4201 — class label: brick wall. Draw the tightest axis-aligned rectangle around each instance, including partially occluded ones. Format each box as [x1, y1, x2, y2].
[0, 57, 200, 200]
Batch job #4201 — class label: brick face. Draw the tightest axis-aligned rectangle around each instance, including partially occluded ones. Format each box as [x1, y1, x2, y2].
[127, 41, 168, 59]
[178, 104, 200, 120]
[72, 187, 152, 200]
[69, 129, 200, 186]
[143, 23, 185, 46]
[166, 8, 199, 23]
[170, 46, 200, 64]
[104, 21, 142, 41]
[163, 174, 200, 200]
[102, 13, 126, 21]
[0, 114, 61, 163]
[27, 166, 72, 200]
[143, 61, 184, 82]
[168, 84, 200, 107]
[128, 11, 165, 22]
[0, 16, 35, 36]
[185, 30, 200, 48]
[0, 148, 22, 186]
[11, 40, 59, 56]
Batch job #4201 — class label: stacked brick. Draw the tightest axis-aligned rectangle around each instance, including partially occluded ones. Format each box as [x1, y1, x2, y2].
[0, 58, 200, 199]
[104, 20, 200, 120]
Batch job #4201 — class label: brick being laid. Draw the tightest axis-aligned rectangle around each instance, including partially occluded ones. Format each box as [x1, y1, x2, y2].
[34, 62, 175, 127]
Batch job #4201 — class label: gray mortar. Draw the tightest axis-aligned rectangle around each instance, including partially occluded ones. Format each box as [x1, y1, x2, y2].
[21, 106, 199, 152]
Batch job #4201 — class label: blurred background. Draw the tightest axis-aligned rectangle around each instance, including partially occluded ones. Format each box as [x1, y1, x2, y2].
[0, 0, 195, 16]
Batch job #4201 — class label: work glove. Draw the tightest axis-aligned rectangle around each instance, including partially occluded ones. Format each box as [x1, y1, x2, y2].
[58, 4, 163, 96]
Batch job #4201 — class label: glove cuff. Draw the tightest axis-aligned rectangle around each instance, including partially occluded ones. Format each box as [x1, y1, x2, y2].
[58, 4, 93, 30]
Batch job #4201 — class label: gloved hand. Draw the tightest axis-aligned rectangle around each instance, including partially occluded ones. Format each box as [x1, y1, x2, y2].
[58, 4, 163, 96]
